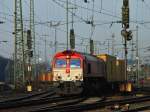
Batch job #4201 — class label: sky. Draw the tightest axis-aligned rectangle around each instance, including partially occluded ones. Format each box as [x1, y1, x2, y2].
[0, 0, 150, 63]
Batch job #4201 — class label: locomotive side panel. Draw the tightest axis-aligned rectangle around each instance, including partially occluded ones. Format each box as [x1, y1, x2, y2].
[82, 55, 107, 95]
[83, 55, 106, 78]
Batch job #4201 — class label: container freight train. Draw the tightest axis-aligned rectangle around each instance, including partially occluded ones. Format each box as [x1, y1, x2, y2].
[51, 50, 129, 95]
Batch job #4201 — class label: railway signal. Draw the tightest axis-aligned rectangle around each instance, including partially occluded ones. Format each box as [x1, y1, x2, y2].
[122, 0, 129, 28]
[121, 29, 132, 41]
[84, 0, 88, 3]
[90, 39, 94, 54]
[29, 50, 33, 57]
[27, 30, 32, 50]
[70, 29, 75, 49]
[0, 21, 4, 24]
[126, 30, 132, 41]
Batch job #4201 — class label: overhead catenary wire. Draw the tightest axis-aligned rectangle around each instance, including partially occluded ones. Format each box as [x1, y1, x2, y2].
[1, 0, 150, 58]
[89, 0, 95, 40]
[56, 0, 121, 19]
[52, 0, 87, 23]
[52, 0, 146, 28]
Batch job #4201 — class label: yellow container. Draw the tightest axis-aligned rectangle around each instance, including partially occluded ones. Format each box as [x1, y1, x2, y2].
[48, 72, 53, 81]
[97, 54, 116, 82]
[126, 82, 132, 92]
[38, 74, 46, 81]
[27, 85, 32, 92]
[116, 60, 125, 81]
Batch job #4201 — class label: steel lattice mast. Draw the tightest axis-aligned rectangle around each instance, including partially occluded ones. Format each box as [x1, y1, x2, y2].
[30, 0, 36, 79]
[14, 0, 25, 89]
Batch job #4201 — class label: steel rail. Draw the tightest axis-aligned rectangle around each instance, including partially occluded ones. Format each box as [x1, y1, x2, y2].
[32, 95, 150, 112]
[0, 89, 55, 109]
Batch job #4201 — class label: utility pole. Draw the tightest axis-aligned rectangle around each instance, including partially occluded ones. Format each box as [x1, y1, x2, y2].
[36, 43, 40, 78]
[49, 22, 60, 53]
[112, 33, 115, 56]
[121, 0, 131, 82]
[54, 27, 57, 53]
[136, 25, 139, 86]
[90, 39, 94, 54]
[14, 0, 25, 89]
[27, 30, 32, 85]
[124, 33, 127, 81]
[45, 37, 47, 64]
[30, 0, 36, 81]
[90, 0, 95, 54]
[66, 0, 69, 49]
[131, 36, 135, 82]
[106, 39, 111, 55]
[70, 6, 76, 50]
[107, 39, 110, 54]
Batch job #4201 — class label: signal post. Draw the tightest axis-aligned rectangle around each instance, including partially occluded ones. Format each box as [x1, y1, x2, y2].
[121, 0, 133, 92]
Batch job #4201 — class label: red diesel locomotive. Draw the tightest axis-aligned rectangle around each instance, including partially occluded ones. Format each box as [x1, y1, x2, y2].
[51, 50, 108, 95]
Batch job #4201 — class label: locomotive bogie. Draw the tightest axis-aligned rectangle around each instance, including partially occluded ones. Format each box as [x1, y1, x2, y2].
[83, 76, 108, 96]
[54, 81, 83, 95]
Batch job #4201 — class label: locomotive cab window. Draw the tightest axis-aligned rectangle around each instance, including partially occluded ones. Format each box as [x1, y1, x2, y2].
[55, 59, 66, 68]
[70, 59, 81, 68]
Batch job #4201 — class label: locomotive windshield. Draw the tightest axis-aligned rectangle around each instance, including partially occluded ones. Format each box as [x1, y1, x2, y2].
[70, 59, 81, 68]
[55, 59, 66, 68]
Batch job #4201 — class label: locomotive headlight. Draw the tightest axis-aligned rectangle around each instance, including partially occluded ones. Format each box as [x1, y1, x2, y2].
[66, 55, 70, 59]
[57, 76, 61, 80]
[55, 74, 62, 81]
[75, 76, 79, 80]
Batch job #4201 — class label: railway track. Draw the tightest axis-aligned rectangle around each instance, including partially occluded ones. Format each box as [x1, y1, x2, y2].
[1, 92, 150, 112]
[30, 96, 88, 112]
[0, 94, 83, 112]
[0, 88, 54, 103]
[30, 95, 150, 112]
[119, 100, 150, 112]
[0, 89, 56, 109]
[122, 105, 150, 112]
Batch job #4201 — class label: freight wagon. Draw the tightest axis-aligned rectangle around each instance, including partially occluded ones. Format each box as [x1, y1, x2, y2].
[97, 54, 128, 92]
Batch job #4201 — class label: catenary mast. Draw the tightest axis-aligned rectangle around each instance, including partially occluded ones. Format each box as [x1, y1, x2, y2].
[14, 0, 25, 89]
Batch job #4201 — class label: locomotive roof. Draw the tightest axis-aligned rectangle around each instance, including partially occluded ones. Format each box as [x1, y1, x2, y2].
[54, 50, 104, 62]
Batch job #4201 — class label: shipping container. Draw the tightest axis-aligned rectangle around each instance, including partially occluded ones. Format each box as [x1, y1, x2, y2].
[45, 72, 53, 81]
[38, 72, 53, 82]
[38, 73, 46, 81]
[116, 59, 126, 82]
[97, 54, 116, 82]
